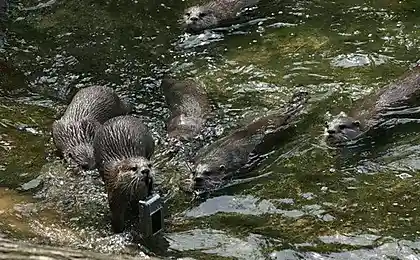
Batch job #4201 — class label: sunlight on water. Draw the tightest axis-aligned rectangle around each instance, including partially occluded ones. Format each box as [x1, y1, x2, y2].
[1, 0, 420, 259]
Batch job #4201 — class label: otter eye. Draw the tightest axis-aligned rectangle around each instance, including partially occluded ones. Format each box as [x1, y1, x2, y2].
[338, 124, 346, 130]
[147, 163, 152, 168]
[219, 165, 226, 171]
[185, 12, 191, 16]
[199, 12, 207, 17]
[130, 166, 138, 172]
[67, 152, 74, 160]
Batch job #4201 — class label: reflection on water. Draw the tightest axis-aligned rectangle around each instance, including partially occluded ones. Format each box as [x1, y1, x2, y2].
[182, 195, 333, 220]
[1, 0, 420, 259]
[168, 229, 277, 259]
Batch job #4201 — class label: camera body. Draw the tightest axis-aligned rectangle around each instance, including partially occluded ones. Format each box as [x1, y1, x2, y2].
[138, 193, 164, 237]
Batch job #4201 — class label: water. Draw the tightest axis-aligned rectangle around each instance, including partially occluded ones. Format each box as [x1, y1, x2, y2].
[1, 0, 420, 259]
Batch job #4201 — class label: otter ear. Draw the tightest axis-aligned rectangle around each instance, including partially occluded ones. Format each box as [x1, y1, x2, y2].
[353, 121, 361, 127]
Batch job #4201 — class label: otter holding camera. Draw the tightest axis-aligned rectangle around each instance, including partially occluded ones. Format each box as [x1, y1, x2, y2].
[93, 115, 164, 235]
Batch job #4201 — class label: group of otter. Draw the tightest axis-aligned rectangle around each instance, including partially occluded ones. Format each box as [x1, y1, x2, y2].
[51, 0, 420, 234]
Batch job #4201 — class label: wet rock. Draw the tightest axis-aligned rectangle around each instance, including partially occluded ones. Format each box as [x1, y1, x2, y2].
[20, 176, 42, 191]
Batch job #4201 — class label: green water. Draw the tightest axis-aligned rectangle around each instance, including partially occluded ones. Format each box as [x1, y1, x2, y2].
[1, 0, 420, 259]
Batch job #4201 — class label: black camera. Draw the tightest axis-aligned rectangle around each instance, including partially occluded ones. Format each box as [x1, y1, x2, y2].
[138, 193, 164, 238]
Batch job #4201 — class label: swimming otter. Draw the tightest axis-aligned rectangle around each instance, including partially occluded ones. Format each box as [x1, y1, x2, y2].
[93, 115, 155, 233]
[324, 66, 420, 146]
[189, 90, 309, 194]
[160, 77, 210, 142]
[52, 86, 131, 171]
[182, 0, 259, 33]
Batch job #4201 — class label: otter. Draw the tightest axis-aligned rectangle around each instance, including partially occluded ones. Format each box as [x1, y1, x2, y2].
[93, 115, 155, 233]
[324, 66, 420, 146]
[160, 77, 210, 142]
[52, 86, 131, 171]
[182, 0, 259, 33]
[189, 91, 309, 194]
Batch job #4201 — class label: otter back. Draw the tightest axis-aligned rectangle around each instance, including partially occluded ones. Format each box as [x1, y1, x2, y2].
[351, 66, 420, 128]
[196, 91, 308, 170]
[93, 115, 155, 173]
[161, 77, 210, 140]
[61, 86, 131, 123]
[206, 0, 259, 20]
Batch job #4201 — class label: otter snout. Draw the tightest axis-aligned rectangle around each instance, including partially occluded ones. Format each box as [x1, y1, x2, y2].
[190, 16, 199, 22]
[191, 164, 209, 190]
[191, 163, 219, 191]
[136, 166, 151, 177]
[193, 174, 206, 188]
[65, 144, 96, 171]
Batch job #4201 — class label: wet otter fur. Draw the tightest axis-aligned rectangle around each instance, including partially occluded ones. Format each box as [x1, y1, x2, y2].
[182, 0, 259, 33]
[161, 77, 210, 143]
[324, 66, 420, 146]
[93, 115, 155, 233]
[52, 86, 131, 171]
[189, 90, 309, 194]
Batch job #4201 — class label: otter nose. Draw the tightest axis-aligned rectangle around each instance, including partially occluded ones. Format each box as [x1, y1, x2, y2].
[80, 163, 89, 171]
[141, 168, 150, 176]
[327, 129, 336, 135]
[193, 176, 205, 187]
[190, 16, 199, 22]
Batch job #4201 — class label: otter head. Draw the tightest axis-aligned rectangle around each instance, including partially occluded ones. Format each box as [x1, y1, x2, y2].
[190, 162, 227, 193]
[64, 143, 96, 171]
[182, 5, 218, 32]
[323, 112, 363, 146]
[168, 115, 202, 142]
[52, 118, 100, 171]
[111, 157, 154, 200]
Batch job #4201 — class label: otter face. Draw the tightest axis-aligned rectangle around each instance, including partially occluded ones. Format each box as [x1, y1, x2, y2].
[324, 113, 363, 146]
[53, 118, 100, 170]
[190, 163, 227, 192]
[64, 143, 96, 171]
[114, 158, 154, 199]
[168, 115, 203, 142]
[183, 6, 218, 32]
